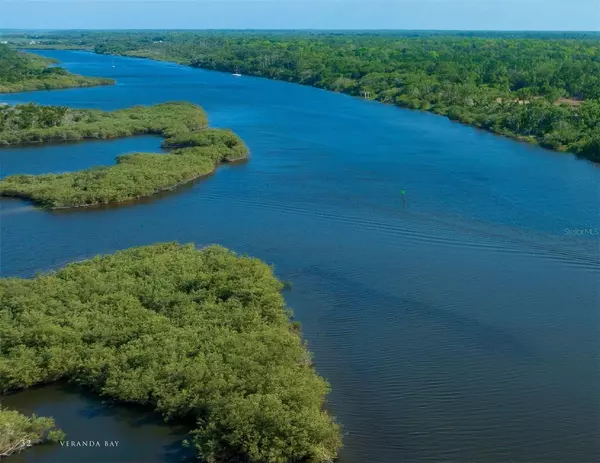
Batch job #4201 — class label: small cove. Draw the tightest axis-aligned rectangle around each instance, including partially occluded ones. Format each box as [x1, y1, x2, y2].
[0, 135, 165, 178]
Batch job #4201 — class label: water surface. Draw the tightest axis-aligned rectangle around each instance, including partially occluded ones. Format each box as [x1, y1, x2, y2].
[1, 384, 193, 463]
[1, 50, 599, 463]
[0, 135, 164, 178]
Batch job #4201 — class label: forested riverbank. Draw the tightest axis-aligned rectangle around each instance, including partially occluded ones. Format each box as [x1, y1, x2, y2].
[15, 31, 598, 161]
[100, 33, 600, 162]
[0, 243, 342, 463]
[0, 102, 248, 208]
[0, 45, 114, 93]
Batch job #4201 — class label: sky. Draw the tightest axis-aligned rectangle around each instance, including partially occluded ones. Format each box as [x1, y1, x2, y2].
[0, 0, 598, 31]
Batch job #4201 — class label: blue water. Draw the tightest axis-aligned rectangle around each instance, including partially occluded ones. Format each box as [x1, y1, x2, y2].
[1, 50, 599, 463]
[0, 135, 165, 178]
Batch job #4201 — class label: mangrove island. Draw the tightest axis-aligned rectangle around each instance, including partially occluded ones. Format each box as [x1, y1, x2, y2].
[0, 243, 342, 463]
[0, 102, 248, 208]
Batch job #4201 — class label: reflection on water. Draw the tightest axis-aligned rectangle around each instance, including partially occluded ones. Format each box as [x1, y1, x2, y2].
[0, 50, 598, 463]
[1, 383, 194, 463]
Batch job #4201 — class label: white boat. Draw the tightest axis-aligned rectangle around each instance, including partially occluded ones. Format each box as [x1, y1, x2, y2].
[232, 66, 242, 77]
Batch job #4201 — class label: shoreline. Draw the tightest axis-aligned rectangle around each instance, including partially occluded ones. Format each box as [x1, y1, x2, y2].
[0, 46, 115, 94]
[19, 46, 595, 162]
[90, 48, 597, 164]
[0, 132, 164, 148]
[0, 102, 250, 209]
[0, 78, 115, 95]
[0, 153, 248, 210]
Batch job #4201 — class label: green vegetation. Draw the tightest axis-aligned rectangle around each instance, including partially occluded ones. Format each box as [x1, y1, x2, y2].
[45, 30, 598, 163]
[0, 406, 65, 458]
[0, 44, 114, 93]
[0, 102, 248, 208]
[6, 31, 599, 160]
[0, 243, 342, 462]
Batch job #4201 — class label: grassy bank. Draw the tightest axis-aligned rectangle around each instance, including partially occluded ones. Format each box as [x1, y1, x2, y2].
[0, 102, 248, 209]
[0, 243, 342, 463]
[0, 45, 114, 93]
[0, 407, 65, 458]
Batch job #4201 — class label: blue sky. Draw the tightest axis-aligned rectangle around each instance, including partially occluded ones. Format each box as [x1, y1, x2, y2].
[1, 0, 598, 31]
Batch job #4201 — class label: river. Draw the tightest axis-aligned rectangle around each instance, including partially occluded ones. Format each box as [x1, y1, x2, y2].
[1, 50, 599, 463]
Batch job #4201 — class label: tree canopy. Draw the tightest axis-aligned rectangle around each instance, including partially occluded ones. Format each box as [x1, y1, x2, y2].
[0, 45, 113, 93]
[0, 243, 342, 463]
[0, 407, 65, 458]
[61, 30, 600, 162]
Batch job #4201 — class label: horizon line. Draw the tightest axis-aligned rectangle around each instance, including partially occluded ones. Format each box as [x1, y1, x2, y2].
[1, 28, 599, 33]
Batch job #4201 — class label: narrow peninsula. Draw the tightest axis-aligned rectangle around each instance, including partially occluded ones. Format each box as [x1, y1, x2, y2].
[0, 243, 342, 463]
[0, 45, 114, 93]
[0, 102, 248, 208]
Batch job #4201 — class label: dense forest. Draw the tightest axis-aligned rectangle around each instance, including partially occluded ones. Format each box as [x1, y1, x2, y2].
[0, 102, 248, 208]
[0, 243, 342, 462]
[0, 44, 113, 93]
[0, 407, 65, 458]
[37, 30, 597, 162]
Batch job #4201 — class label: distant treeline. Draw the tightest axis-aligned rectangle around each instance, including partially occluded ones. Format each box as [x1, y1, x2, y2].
[70, 30, 600, 163]
[0, 243, 342, 462]
[0, 44, 113, 93]
[0, 102, 248, 208]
